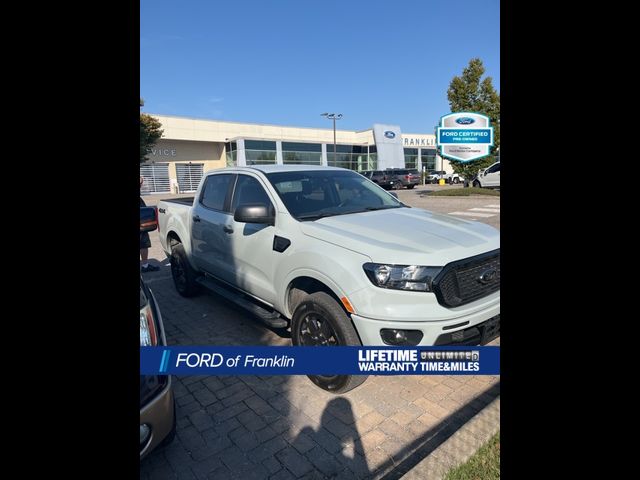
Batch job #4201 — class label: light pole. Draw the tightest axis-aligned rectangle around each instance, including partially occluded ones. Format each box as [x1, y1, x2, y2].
[321, 113, 342, 165]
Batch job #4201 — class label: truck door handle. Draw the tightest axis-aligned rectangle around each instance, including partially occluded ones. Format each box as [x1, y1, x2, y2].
[223, 226, 234, 234]
[192, 215, 201, 222]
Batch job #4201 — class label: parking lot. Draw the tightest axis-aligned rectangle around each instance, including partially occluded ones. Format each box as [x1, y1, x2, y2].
[140, 184, 500, 479]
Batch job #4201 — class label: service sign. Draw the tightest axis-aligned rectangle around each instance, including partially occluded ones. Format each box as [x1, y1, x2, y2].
[436, 112, 494, 162]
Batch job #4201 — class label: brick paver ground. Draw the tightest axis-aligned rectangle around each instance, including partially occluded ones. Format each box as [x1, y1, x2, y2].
[140, 186, 500, 479]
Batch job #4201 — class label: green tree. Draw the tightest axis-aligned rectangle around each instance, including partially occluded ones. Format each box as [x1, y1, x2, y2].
[140, 98, 163, 163]
[444, 58, 500, 184]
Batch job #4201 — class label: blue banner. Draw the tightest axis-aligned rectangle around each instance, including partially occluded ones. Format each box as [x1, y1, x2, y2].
[141, 346, 500, 376]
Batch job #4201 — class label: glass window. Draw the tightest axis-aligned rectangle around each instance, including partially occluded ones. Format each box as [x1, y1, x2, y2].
[266, 170, 403, 220]
[282, 142, 321, 152]
[283, 151, 322, 165]
[246, 150, 277, 164]
[226, 150, 237, 167]
[231, 175, 273, 212]
[421, 148, 436, 171]
[325, 144, 354, 153]
[244, 140, 277, 165]
[404, 148, 418, 170]
[244, 140, 276, 151]
[200, 174, 234, 211]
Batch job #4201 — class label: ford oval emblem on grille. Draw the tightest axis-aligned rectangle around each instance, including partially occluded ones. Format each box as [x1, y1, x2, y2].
[384, 131, 396, 138]
[478, 268, 497, 284]
[456, 117, 475, 125]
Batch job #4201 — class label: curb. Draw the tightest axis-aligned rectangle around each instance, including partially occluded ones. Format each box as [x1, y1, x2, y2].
[400, 396, 500, 479]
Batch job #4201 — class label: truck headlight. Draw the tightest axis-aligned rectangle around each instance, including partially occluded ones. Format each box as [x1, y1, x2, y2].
[363, 263, 442, 292]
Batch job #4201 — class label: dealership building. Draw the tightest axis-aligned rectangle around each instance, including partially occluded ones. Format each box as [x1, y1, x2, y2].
[140, 114, 451, 194]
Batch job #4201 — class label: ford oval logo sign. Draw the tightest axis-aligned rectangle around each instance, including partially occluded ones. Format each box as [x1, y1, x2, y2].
[384, 131, 396, 139]
[456, 117, 475, 125]
[478, 268, 497, 285]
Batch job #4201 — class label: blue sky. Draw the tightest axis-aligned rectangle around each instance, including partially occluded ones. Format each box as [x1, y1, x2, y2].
[140, 0, 499, 134]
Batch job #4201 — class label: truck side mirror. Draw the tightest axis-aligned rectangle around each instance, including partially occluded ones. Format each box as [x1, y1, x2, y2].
[140, 206, 158, 232]
[234, 204, 275, 226]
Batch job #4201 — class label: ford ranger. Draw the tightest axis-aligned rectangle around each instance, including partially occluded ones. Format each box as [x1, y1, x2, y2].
[157, 165, 500, 393]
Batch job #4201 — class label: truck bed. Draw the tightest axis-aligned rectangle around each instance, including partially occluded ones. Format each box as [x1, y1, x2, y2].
[162, 197, 195, 206]
[157, 197, 194, 255]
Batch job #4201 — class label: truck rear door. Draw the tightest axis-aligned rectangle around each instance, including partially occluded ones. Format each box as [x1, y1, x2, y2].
[190, 173, 236, 275]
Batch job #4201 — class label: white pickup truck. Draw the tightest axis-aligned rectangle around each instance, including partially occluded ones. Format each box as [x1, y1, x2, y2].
[158, 165, 500, 392]
[426, 170, 464, 184]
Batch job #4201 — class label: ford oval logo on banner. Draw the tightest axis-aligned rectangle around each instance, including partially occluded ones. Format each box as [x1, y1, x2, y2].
[455, 117, 476, 125]
[384, 131, 396, 139]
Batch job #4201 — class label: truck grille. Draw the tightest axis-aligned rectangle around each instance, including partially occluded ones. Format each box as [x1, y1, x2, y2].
[433, 249, 500, 307]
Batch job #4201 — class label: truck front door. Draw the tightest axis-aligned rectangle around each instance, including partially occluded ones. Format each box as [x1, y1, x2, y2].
[225, 173, 279, 305]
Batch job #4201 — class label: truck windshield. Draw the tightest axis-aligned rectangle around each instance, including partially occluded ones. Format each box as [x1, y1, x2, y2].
[266, 170, 404, 221]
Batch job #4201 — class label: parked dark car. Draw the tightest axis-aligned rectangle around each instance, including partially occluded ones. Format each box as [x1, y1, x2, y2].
[361, 170, 394, 189]
[140, 207, 175, 460]
[385, 168, 420, 189]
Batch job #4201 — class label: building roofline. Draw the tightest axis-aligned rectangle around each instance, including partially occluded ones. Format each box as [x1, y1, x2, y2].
[146, 113, 436, 137]
[147, 113, 366, 134]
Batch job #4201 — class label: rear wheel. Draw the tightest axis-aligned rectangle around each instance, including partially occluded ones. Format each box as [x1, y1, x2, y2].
[291, 292, 368, 394]
[453, 177, 460, 184]
[170, 244, 200, 297]
[406, 184, 415, 189]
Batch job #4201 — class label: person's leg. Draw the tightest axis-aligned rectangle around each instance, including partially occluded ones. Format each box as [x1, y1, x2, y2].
[140, 233, 159, 272]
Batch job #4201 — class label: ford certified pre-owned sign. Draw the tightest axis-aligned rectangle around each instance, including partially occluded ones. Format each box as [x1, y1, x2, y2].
[455, 117, 476, 125]
[384, 131, 396, 139]
[437, 112, 494, 162]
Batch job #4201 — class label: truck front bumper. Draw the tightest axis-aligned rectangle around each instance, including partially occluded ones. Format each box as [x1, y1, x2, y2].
[350, 295, 500, 346]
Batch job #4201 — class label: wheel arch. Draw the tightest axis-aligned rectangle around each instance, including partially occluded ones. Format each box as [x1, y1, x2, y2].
[285, 275, 347, 319]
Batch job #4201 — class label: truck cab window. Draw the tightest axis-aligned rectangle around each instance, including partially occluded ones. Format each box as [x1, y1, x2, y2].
[200, 174, 234, 211]
[231, 175, 273, 213]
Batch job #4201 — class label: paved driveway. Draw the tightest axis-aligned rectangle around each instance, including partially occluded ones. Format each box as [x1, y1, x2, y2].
[140, 185, 500, 479]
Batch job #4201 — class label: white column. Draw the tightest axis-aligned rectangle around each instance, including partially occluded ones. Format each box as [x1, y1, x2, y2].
[276, 141, 283, 165]
[236, 139, 246, 166]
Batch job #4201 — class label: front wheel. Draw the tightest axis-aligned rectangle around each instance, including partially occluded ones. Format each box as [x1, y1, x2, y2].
[473, 180, 481, 188]
[291, 292, 368, 394]
[453, 177, 460, 184]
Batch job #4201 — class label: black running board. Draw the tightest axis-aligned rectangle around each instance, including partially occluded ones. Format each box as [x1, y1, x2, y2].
[195, 276, 288, 329]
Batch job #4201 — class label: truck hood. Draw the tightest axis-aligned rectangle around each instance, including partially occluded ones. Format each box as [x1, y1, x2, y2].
[299, 207, 500, 265]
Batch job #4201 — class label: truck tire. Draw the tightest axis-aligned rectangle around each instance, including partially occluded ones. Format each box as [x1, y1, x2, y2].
[453, 177, 460, 184]
[291, 291, 368, 394]
[406, 184, 415, 189]
[473, 180, 481, 188]
[170, 243, 200, 297]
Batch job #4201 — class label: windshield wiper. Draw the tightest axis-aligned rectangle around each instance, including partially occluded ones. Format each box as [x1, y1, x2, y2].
[363, 205, 404, 211]
[297, 212, 340, 221]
